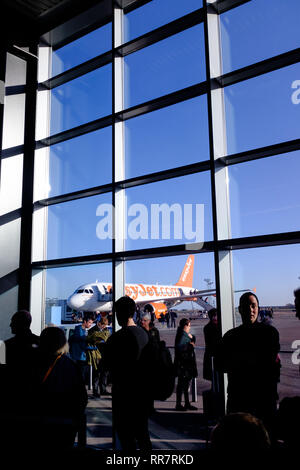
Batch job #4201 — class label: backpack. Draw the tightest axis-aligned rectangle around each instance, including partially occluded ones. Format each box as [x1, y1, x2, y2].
[151, 340, 176, 401]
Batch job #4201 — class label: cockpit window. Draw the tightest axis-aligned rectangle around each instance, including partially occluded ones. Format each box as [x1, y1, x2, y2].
[89, 289, 93, 294]
[84, 289, 90, 294]
[77, 289, 84, 293]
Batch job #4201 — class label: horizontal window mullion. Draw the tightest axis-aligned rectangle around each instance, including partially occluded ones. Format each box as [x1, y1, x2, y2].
[219, 48, 300, 88]
[218, 232, 300, 251]
[36, 83, 207, 147]
[0, 269, 19, 296]
[36, 114, 113, 148]
[116, 8, 204, 57]
[220, 137, 300, 167]
[7, 45, 38, 62]
[117, 160, 211, 190]
[40, 50, 112, 89]
[0, 209, 22, 227]
[5, 85, 26, 96]
[34, 182, 113, 208]
[34, 159, 210, 208]
[1, 145, 24, 159]
[216, 0, 251, 14]
[117, 82, 208, 121]
[31, 241, 215, 269]
[32, 253, 114, 269]
[122, 0, 152, 14]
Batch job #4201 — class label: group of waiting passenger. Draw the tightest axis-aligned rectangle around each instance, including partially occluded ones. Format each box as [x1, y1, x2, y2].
[1, 288, 300, 455]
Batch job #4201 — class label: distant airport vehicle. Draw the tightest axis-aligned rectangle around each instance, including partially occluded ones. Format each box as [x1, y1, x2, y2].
[67, 255, 216, 318]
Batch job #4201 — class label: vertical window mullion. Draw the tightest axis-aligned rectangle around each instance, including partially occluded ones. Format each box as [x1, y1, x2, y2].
[205, 1, 235, 335]
[18, 46, 39, 313]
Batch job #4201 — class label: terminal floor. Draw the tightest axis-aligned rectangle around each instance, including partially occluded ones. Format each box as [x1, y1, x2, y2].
[84, 389, 211, 451]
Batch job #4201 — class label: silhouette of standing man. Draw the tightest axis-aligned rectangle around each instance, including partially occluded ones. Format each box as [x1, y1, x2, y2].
[5, 310, 39, 366]
[294, 288, 300, 320]
[104, 296, 152, 451]
[219, 292, 280, 431]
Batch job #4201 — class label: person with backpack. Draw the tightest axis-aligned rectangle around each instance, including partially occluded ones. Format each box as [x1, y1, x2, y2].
[174, 318, 198, 411]
[103, 296, 152, 451]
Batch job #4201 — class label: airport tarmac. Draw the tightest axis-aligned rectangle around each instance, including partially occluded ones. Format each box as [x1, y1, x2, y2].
[158, 310, 300, 400]
[83, 310, 300, 450]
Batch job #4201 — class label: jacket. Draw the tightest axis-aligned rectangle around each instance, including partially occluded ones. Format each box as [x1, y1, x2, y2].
[69, 325, 88, 362]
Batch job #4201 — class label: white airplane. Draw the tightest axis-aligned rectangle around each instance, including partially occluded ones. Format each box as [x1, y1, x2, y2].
[67, 255, 217, 318]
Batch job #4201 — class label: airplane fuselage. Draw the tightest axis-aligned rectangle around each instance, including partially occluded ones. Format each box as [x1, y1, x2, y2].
[67, 282, 194, 313]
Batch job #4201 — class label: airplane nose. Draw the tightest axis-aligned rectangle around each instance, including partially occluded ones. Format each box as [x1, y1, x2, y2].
[67, 294, 84, 310]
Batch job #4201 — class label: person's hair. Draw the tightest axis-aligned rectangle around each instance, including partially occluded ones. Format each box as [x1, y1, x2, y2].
[277, 396, 300, 448]
[179, 317, 190, 329]
[239, 291, 259, 311]
[99, 316, 109, 326]
[211, 413, 271, 452]
[141, 313, 151, 321]
[115, 296, 136, 326]
[294, 287, 300, 300]
[208, 308, 218, 321]
[83, 312, 94, 323]
[39, 327, 69, 356]
[11, 310, 32, 329]
[175, 317, 190, 346]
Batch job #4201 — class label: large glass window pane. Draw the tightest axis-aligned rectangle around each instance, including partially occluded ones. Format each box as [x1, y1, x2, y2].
[6, 53, 26, 86]
[125, 96, 209, 179]
[50, 65, 112, 135]
[0, 287, 19, 341]
[225, 63, 300, 155]
[232, 244, 300, 400]
[124, 172, 212, 251]
[124, 25, 206, 108]
[124, 0, 202, 43]
[48, 127, 112, 198]
[2, 94, 26, 149]
[0, 155, 23, 215]
[125, 252, 215, 427]
[51, 23, 112, 77]
[46, 193, 112, 260]
[0, 219, 21, 278]
[45, 263, 112, 325]
[228, 151, 300, 239]
[221, 0, 300, 74]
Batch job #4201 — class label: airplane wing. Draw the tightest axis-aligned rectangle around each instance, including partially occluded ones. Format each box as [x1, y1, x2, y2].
[136, 287, 250, 310]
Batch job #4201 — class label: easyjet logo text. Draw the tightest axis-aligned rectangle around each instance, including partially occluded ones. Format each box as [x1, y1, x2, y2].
[124, 284, 181, 301]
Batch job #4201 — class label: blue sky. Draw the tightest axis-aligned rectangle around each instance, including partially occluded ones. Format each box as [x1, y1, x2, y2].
[45, 0, 300, 307]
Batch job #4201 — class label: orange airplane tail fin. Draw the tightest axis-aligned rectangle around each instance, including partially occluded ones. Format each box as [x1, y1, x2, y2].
[175, 255, 194, 288]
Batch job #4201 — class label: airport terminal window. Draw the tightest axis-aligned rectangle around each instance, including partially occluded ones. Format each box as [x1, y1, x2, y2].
[2, 93, 26, 149]
[124, 95, 209, 179]
[124, 24, 206, 109]
[46, 192, 112, 260]
[125, 253, 216, 394]
[228, 151, 300, 239]
[123, 0, 202, 43]
[5, 53, 26, 86]
[224, 62, 300, 155]
[125, 172, 213, 251]
[18, 1, 300, 439]
[0, 154, 23, 215]
[48, 126, 112, 198]
[45, 262, 112, 325]
[50, 64, 112, 136]
[220, 0, 300, 74]
[51, 22, 112, 77]
[232, 244, 300, 400]
[0, 219, 21, 279]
